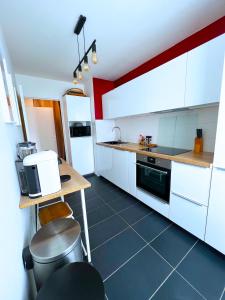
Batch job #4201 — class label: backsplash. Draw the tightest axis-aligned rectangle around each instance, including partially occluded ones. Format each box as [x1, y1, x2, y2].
[114, 106, 219, 152]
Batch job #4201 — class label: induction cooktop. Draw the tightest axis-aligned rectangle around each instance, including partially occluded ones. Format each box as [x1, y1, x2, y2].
[145, 146, 190, 156]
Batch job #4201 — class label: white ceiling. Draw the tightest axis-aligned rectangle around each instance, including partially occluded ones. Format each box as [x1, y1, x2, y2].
[0, 0, 225, 82]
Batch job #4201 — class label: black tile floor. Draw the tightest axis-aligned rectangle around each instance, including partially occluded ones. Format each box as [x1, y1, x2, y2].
[65, 175, 225, 300]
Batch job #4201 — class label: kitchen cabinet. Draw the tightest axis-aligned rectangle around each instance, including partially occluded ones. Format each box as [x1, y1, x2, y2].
[128, 152, 137, 197]
[213, 55, 225, 169]
[185, 34, 225, 107]
[70, 137, 94, 175]
[170, 193, 208, 240]
[65, 96, 91, 121]
[169, 161, 212, 239]
[95, 145, 136, 195]
[205, 167, 225, 254]
[171, 162, 211, 206]
[146, 53, 187, 112]
[102, 54, 187, 119]
[112, 149, 129, 192]
[95, 145, 113, 182]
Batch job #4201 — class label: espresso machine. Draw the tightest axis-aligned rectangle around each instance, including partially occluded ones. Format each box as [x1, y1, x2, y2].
[15, 142, 37, 195]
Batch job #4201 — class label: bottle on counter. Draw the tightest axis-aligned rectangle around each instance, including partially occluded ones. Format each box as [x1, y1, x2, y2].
[194, 129, 203, 153]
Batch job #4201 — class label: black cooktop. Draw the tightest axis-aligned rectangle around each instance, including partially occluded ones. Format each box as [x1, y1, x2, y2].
[145, 146, 190, 156]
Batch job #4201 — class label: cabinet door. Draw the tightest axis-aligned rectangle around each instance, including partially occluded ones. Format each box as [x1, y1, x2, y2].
[128, 152, 137, 197]
[70, 137, 94, 175]
[170, 193, 207, 240]
[103, 54, 187, 119]
[95, 145, 113, 182]
[213, 56, 225, 168]
[112, 149, 129, 192]
[66, 96, 91, 121]
[171, 162, 211, 206]
[185, 34, 225, 107]
[205, 167, 225, 254]
[147, 53, 187, 112]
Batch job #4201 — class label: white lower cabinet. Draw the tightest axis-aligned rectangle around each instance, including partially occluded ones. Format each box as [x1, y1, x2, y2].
[128, 152, 137, 197]
[95, 145, 113, 182]
[96, 146, 136, 195]
[112, 149, 129, 192]
[169, 192, 208, 240]
[169, 161, 212, 240]
[205, 167, 225, 254]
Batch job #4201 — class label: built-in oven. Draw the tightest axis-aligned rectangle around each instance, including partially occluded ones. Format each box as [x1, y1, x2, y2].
[136, 154, 171, 203]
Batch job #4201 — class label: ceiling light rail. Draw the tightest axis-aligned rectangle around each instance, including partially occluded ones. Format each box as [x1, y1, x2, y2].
[73, 15, 97, 84]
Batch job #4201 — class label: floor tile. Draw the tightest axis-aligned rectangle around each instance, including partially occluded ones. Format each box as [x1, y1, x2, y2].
[76, 204, 115, 230]
[152, 271, 204, 300]
[92, 228, 146, 280]
[105, 246, 172, 300]
[119, 202, 152, 225]
[67, 196, 104, 217]
[221, 288, 225, 300]
[132, 212, 171, 242]
[151, 224, 197, 267]
[107, 195, 136, 212]
[97, 187, 125, 203]
[89, 214, 128, 250]
[177, 241, 225, 299]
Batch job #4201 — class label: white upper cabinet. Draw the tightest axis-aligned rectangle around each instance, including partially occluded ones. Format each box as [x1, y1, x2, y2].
[185, 34, 225, 107]
[65, 95, 91, 121]
[146, 53, 187, 112]
[103, 54, 187, 119]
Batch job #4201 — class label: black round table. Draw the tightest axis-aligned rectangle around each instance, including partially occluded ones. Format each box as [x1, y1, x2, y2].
[36, 262, 105, 300]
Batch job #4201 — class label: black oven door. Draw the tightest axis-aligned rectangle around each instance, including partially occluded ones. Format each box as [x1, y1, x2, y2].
[136, 161, 171, 202]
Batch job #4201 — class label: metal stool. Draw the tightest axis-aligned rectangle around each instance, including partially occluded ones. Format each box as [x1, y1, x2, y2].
[36, 262, 105, 300]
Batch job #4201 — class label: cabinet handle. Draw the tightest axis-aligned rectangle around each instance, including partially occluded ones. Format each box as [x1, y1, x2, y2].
[171, 192, 203, 206]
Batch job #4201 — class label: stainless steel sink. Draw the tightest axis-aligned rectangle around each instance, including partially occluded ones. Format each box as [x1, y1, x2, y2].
[103, 141, 128, 145]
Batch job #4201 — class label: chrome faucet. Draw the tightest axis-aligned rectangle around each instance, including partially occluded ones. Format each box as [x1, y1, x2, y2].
[112, 126, 121, 142]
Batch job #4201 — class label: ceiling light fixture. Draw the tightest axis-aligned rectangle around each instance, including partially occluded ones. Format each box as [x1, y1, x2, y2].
[73, 15, 97, 84]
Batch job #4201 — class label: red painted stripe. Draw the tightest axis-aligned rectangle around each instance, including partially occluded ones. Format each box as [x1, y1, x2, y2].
[93, 78, 114, 119]
[114, 16, 225, 87]
[93, 16, 225, 119]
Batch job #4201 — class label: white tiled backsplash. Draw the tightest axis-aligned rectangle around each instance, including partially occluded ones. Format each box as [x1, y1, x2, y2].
[114, 106, 219, 152]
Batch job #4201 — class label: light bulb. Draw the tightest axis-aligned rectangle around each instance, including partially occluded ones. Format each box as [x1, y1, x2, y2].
[78, 70, 83, 80]
[92, 43, 97, 64]
[78, 66, 83, 80]
[72, 71, 78, 84]
[92, 51, 97, 64]
[83, 55, 89, 72]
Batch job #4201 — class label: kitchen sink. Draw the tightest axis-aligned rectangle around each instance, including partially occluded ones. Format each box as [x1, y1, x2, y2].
[103, 141, 128, 145]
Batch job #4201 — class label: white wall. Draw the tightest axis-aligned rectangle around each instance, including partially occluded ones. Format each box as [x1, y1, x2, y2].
[26, 106, 58, 153]
[115, 106, 219, 152]
[15, 74, 84, 100]
[0, 28, 33, 300]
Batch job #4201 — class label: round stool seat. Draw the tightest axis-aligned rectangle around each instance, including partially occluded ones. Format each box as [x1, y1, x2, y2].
[36, 262, 105, 300]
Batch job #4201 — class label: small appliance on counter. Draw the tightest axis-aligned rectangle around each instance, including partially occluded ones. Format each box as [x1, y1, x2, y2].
[23, 150, 61, 198]
[194, 128, 203, 153]
[16, 142, 37, 195]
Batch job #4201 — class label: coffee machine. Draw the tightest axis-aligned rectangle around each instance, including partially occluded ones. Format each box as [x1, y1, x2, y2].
[15, 142, 37, 195]
[23, 150, 61, 198]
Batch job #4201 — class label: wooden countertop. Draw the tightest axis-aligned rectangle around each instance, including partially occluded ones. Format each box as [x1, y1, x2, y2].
[19, 160, 91, 209]
[97, 142, 214, 168]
